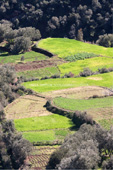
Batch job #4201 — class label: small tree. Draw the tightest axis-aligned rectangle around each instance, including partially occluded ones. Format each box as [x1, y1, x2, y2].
[11, 36, 31, 54]
[77, 28, 84, 41]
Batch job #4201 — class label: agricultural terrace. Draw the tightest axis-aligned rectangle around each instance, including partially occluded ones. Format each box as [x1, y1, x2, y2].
[14, 114, 75, 142]
[38, 38, 113, 58]
[53, 96, 113, 129]
[58, 57, 113, 76]
[23, 72, 113, 93]
[0, 50, 47, 64]
[17, 66, 60, 79]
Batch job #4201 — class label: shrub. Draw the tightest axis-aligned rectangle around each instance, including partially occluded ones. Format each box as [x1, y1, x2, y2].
[96, 34, 113, 47]
[80, 67, 94, 77]
[98, 67, 109, 73]
[65, 52, 98, 62]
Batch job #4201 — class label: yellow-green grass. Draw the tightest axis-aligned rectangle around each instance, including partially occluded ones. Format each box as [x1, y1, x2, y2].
[0, 50, 47, 64]
[17, 66, 60, 79]
[14, 114, 74, 132]
[53, 97, 113, 129]
[53, 96, 113, 111]
[22, 72, 113, 93]
[22, 129, 73, 142]
[38, 38, 113, 58]
[58, 57, 113, 76]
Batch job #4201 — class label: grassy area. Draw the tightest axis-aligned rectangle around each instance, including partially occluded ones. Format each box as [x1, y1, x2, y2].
[53, 96, 113, 111]
[38, 38, 113, 58]
[58, 57, 113, 76]
[0, 50, 47, 64]
[22, 129, 72, 142]
[14, 114, 74, 132]
[17, 66, 60, 79]
[22, 72, 113, 93]
[99, 119, 113, 130]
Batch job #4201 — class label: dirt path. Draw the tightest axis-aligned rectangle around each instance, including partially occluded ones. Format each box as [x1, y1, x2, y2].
[43, 86, 113, 99]
[4, 95, 52, 120]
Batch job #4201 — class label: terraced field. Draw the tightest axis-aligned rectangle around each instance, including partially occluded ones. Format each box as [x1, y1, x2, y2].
[23, 72, 113, 93]
[58, 56, 113, 76]
[4, 95, 52, 120]
[0, 50, 47, 64]
[27, 146, 59, 169]
[3, 38, 113, 169]
[38, 38, 113, 58]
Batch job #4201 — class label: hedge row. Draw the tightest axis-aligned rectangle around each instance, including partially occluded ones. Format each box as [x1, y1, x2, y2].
[45, 100, 99, 128]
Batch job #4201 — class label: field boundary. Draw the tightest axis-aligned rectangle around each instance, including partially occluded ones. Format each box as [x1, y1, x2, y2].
[45, 99, 98, 127]
[32, 46, 55, 58]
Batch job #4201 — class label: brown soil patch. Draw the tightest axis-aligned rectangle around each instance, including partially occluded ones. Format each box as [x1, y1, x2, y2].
[4, 95, 52, 120]
[14, 58, 66, 72]
[87, 107, 113, 121]
[44, 86, 113, 99]
[87, 77, 102, 80]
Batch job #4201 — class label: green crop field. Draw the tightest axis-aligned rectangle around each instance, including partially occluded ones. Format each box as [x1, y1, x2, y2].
[17, 66, 60, 79]
[38, 38, 113, 58]
[23, 72, 113, 93]
[0, 50, 47, 64]
[14, 114, 74, 132]
[58, 57, 113, 76]
[22, 129, 73, 142]
[14, 114, 75, 143]
[53, 96, 113, 111]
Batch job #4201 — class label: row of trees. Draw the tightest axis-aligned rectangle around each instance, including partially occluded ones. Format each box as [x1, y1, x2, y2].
[0, 65, 32, 169]
[47, 124, 113, 169]
[0, 0, 112, 42]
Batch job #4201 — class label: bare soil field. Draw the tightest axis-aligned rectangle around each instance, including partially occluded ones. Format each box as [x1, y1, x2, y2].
[87, 107, 113, 121]
[14, 58, 65, 72]
[4, 95, 52, 120]
[44, 86, 113, 99]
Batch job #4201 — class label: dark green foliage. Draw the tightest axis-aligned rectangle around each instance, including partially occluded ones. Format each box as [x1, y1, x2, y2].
[96, 34, 113, 47]
[47, 124, 113, 169]
[0, 120, 32, 169]
[0, 0, 111, 42]
[65, 52, 98, 62]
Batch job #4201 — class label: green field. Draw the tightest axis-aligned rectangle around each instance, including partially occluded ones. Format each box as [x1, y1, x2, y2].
[22, 129, 72, 142]
[17, 66, 60, 79]
[0, 50, 47, 64]
[38, 38, 113, 58]
[58, 57, 113, 76]
[14, 114, 74, 132]
[22, 72, 113, 93]
[14, 114, 75, 142]
[53, 96, 113, 111]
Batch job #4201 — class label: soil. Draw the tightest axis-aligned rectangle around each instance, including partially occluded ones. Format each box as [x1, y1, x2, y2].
[44, 86, 113, 99]
[14, 58, 66, 72]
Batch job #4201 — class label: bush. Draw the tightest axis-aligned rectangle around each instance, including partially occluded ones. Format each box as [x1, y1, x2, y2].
[80, 67, 94, 77]
[96, 34, 113, 47]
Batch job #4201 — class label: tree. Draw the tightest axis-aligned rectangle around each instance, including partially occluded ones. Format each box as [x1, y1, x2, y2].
[11, 36, 31, 54]
[77, 28, 83, 41]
